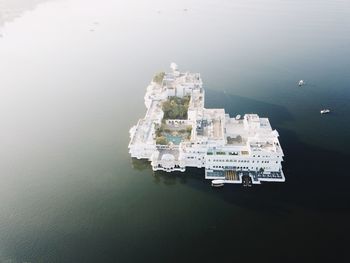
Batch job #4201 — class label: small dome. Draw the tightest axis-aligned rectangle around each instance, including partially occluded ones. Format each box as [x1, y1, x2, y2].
[170, 62, 178, 72]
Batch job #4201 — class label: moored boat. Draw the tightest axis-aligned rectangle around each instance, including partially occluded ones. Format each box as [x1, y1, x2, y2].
[211, 179, 225, 187]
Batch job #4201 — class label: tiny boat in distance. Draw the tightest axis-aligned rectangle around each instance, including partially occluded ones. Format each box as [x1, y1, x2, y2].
[211, 180, 225, 187]
[298, 80, 305, 87]
[320, 109, 330, 114]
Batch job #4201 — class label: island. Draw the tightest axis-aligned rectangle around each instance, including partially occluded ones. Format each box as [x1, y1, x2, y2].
[128, 63, 285, 186]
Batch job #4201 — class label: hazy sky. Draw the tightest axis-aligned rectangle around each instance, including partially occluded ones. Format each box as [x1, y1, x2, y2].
[0, 0, 52, 27]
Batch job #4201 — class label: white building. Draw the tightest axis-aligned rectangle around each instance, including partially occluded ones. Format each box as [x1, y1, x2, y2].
[128, 64, 285, 185]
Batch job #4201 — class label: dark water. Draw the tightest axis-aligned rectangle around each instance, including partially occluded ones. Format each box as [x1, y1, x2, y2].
[1, 0, 350, 262]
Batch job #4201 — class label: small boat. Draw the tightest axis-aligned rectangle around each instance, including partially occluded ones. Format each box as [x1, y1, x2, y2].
[320, 109, 330, 114]
[211, 179, 225, 187]
[298, 80, 305, 87]
[235, 114, 241, 120]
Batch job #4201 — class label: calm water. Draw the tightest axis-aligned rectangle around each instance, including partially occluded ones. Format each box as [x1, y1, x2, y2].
[1, 0, 350, 262]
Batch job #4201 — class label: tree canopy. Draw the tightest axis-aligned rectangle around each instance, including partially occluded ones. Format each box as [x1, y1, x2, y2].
[156, 136, 168, 145]
[153, 72, 165, 85]
[162, 96, 190, 119]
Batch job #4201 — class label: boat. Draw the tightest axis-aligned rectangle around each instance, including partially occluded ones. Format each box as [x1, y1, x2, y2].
[211, 180, 225, 187]
[298, 80, 305, 87]
[235, 114, 241, 120]
[320, 109, 330, 114]
[242, 175, 252, 187]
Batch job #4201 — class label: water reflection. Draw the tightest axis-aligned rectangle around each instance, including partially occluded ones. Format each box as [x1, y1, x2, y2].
[131, 158, 151, 171]
[131, 158, 184, 185]
[153, 170, 192, 186]
[131, 157, 198, 186]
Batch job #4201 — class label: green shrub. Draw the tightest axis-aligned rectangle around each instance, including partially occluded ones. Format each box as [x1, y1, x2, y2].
[156, 136, 168, 145]
[153, 72, 165, 84]
[162, 96, 190, 119]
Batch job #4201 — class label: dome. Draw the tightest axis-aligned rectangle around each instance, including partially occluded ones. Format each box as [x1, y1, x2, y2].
[170, 62, 178, 72]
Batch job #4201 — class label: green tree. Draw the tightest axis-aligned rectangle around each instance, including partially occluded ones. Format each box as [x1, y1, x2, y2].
[162, 96, 189, 119]
[156, 136, 168, 145]
[153, 72, 165, 84]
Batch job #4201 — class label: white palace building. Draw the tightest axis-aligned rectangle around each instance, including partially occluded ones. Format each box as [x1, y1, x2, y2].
[128, 64, 285, 185]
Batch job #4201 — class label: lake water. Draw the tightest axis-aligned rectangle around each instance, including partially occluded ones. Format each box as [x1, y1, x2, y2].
[1, 0, 350, 262]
